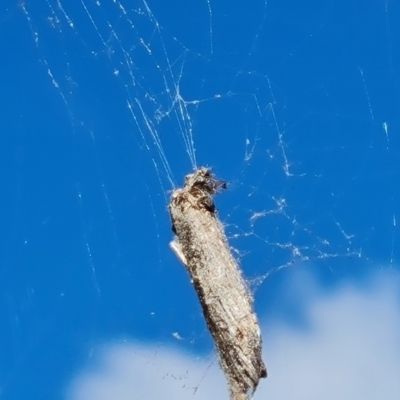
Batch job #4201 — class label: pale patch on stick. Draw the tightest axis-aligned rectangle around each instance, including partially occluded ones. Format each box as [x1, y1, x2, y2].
[169, 167, 267, 400]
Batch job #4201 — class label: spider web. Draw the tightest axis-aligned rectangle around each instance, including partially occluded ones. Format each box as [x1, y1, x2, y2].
[1, 0, 400, 399]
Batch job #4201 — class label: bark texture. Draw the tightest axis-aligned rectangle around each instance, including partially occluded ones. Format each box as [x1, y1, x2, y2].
[169, 168, 266, 400]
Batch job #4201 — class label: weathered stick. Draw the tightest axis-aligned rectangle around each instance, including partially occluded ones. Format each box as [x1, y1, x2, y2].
[169, 167, 266, 400]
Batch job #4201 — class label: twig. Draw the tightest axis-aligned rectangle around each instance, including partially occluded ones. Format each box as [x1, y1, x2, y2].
[169, 167, 267, 400]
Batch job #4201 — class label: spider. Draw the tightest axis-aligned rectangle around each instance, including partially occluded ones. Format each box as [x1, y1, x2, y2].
[184, 167, 227, 213]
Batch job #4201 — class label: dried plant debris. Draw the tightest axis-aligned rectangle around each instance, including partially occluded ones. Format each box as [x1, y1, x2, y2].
[169, 167, 266, 400]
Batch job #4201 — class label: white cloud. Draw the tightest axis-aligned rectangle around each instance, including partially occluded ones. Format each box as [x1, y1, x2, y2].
[261, 269, 400, 399]
[66, 342, 228, 400]
[66, 269, 400, 400]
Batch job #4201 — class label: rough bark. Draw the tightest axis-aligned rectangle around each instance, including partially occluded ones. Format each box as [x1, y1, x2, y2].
[169, 167, 267, 400]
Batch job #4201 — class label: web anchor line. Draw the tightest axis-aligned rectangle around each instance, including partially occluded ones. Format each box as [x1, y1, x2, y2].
[169, 168, 266, 400]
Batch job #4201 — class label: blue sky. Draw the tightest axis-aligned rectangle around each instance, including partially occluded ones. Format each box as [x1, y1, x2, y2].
[1, 1, 399, 399]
